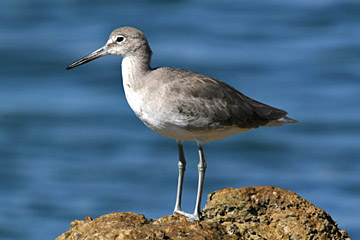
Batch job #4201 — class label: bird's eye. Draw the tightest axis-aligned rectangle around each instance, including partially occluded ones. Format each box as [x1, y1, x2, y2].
[116, 36, 124, 42]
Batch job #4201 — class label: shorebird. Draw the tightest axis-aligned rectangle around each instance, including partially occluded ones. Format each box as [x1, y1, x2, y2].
[67, 27, 297, 221]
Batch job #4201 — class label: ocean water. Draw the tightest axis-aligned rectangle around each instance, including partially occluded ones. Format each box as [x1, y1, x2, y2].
[0, 0, 359, 239]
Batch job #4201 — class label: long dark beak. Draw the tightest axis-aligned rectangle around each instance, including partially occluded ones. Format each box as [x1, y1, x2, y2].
[66, 46, 108, 70]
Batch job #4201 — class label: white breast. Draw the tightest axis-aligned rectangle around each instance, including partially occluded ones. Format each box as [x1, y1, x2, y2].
[121, 57, 144, 116]
[121, 57, 166, 131]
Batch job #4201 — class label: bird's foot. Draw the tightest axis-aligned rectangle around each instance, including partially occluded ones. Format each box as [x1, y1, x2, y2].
[173, 209, 200, 221]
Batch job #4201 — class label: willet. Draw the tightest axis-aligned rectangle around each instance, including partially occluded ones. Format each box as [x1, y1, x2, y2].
[67, 27, 297, 221]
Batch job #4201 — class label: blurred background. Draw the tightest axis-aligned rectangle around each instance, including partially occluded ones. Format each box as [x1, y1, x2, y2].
[0, 0, 359, 239]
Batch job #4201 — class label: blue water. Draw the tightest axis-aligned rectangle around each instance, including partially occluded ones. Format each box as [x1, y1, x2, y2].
[0, 0, 359, 239]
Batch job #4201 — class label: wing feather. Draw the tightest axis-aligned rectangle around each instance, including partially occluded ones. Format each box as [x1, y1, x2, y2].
[153, 67, 289, 130]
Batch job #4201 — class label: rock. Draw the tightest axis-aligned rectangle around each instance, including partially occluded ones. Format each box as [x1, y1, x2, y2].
[56, 186, 351, 240]
[202, 186, 351, 240]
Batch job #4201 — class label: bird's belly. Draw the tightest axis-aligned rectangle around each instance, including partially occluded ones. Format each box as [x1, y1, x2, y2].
[130, 103, 252, 142]
[150, 123, 252, 142]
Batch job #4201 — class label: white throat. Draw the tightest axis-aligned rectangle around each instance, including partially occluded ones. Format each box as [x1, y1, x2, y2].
[121, 56, 137, 86]
[121, 56, 148, 119]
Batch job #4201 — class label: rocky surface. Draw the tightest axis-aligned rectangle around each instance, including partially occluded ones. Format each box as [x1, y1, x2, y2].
[56, 186, 351, 240]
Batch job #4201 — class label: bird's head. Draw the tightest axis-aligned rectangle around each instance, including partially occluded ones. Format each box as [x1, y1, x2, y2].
[67, 27, 152, 70]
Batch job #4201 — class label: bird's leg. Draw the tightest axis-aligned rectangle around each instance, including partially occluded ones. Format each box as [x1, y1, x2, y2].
[186, 141, 207, 221]
[173, 140, 207, 221]
[173, 140, 187, 215]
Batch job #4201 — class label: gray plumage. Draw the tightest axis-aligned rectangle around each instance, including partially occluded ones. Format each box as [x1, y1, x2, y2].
[149, 67, 294, 129]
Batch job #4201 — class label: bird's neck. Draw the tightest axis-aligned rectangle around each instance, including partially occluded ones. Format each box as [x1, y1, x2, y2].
[121, 55, 151, 89]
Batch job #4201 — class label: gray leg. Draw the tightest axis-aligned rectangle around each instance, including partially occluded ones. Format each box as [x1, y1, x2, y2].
[188, 140, 207, 221]
[173, 140, 207, 221]
[173, 140, 187, 214]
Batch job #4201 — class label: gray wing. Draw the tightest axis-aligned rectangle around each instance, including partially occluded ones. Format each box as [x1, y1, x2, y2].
[153, 67, 290, 130]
